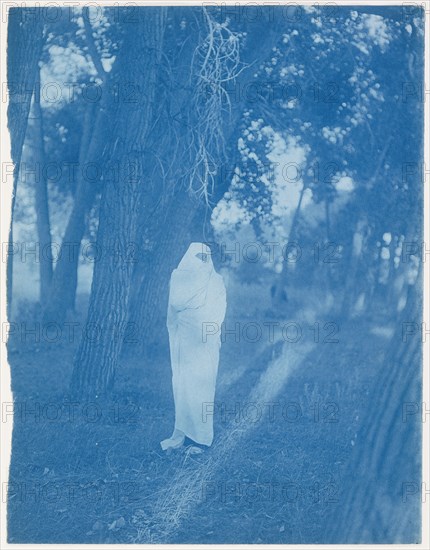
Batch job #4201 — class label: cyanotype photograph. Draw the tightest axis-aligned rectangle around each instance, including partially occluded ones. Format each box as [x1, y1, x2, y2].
[1, 1, 427, 545]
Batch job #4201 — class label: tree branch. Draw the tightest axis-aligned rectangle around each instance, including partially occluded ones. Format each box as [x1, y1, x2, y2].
[82, 7, 107, 82]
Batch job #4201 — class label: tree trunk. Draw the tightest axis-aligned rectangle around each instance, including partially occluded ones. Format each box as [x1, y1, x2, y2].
[71, 8, 167, 398]
[128, 8, 286, 351]
[340, 211, 369, 316]
[6, 8, 44, 317]
[272, 183, 307, 310]
[44, 11, 108, 322]
[43, 102, 99, 321]
[32, 76, 53, 306]
[325, 145, 423, 541]
[324, 285, 422, 542]
[127, 191, 206, 353]
[339, 138, 393, 317]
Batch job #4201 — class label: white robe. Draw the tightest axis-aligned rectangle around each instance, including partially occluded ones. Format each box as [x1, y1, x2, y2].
[166, 243, 226, 446]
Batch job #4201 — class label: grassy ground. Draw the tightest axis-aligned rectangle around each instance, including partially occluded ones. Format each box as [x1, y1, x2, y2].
[6, 295, 401, 543]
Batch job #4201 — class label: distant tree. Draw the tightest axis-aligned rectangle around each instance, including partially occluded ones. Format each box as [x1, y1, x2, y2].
[7, 8, 44, 315]
[212, 7, 422, 314]
[31, 68, 53, 306]
[44, 7, 120, 321]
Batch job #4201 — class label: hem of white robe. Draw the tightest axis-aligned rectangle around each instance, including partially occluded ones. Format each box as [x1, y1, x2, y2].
[175, 424, 213, 447]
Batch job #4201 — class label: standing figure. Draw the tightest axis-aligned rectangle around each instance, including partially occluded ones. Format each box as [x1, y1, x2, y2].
[161, 243, 227, 451]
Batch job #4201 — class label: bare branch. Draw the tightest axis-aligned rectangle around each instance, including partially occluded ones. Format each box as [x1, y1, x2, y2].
[189, 7, 242, 203]
[82, 7, 107, 82]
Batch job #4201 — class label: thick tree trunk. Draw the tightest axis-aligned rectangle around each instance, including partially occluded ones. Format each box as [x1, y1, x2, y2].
[6, 8, 44, 317]
[127, 192, 206, 352]
[71, 8, 167, 398]
[124, 8, 205, 350]
[324, 286, 422, 542]
[32, 79, 53, 306]
[325, 129, 423, 540]
[128, 8, 285, 351]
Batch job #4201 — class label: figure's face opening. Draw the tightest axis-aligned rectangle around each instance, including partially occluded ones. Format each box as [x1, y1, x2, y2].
[196, 253, 208, 263]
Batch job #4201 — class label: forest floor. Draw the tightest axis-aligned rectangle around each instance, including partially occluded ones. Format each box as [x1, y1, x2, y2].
[6, 294, 396, 543]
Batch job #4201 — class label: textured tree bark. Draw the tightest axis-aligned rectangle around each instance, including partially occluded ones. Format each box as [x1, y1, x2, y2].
[71, 8, 167, 397]
[128, 8, 285, 351]
[324, 287, 422, 543]
[325, 153, 423, 540]
[6, 8, 44, 317]
[127, 192, 206, 352]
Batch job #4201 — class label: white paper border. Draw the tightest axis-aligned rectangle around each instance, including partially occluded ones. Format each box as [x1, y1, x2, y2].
[0, 1, 428, 548]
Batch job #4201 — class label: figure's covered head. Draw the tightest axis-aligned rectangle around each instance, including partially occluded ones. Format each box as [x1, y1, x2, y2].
[177, 242, 214, 271]
[169, 243, 215, 311]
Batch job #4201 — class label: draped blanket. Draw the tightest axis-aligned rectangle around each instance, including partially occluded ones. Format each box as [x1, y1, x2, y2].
[166, 243, 227, 446]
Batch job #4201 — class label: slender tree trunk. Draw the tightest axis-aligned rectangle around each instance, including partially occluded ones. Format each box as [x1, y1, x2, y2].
[272, 183, 306, 309]
[71, 8, 167, 398]
[340, 138, 393, 317]
[324, 194, 331, 242]
[43, 102, 98, 321]
[385, 236, 399, 307]
[323, 194, 334, 296]
[340, 214, 369, 316]
[6, 8, 44, 317]
[32, 76, 53, 306]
